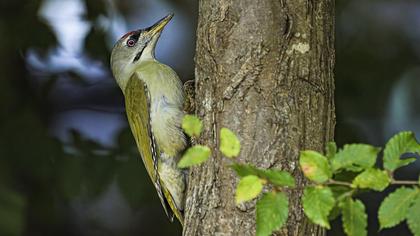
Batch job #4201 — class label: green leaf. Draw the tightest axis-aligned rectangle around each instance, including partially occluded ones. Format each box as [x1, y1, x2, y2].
[177, 145, 211, 168]
[220, 128, 241, 158]
[259, 169, 295, 187]
[256, 192, 288, 236]
[299, 151, 332, 183]
[340, 198, 367, 236]
[326, 141, 337, 159]
[231, 163, 259, 177]
[182, 115, 203, 137]
[378, 187, 418, 229]
[352, 168, 390, 191]
[407, 193, 420, 236]
[383, 131, 420, 171]
[302, 186, 335, 228]
[331, 144, 380, 172]
[235, 175, 263, 204]
[230, 164, 295, 187]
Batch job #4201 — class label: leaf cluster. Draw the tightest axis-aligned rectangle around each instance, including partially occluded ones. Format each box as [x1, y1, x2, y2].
[180, 116, 420, 236]
[300, 131, 420, 236]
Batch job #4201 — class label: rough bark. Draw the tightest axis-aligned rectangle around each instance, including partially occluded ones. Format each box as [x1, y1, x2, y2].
[184, 0, 335, 235]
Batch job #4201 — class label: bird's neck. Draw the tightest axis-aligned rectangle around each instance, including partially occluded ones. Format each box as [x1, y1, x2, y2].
[116, 58, 158, 92]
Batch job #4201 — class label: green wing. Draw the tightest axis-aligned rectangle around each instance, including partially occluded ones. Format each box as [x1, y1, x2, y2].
[124, 72, 183, 225]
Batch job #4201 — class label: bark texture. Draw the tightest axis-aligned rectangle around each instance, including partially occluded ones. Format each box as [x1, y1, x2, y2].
[184, 0, 335, 235]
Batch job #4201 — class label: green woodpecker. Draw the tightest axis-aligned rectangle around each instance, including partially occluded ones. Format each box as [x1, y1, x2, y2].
[110, 13, 186, 224]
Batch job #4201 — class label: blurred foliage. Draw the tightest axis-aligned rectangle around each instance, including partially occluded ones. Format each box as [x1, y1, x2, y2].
[0, 0, 182, 235]
[0, 187, 26, 236]
[85, 27, 110, 65]
[84, 0, 107, 21]
[83, 0, 110, 64]
[335, 0, 420, 146]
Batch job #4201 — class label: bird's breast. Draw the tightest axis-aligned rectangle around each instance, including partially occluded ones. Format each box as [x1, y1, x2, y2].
[150, 95, 186, 157]
[134, 60, 186, 156]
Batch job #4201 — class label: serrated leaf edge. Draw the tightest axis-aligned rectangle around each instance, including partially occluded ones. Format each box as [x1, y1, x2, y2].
[379, 187, 418, 229]
[341, 198, 367, 236]
[407, 191, 420, 236]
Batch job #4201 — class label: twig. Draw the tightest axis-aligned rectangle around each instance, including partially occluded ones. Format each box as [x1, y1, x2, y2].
[326, 179, 353, 187]
[391, 180, 419, 185]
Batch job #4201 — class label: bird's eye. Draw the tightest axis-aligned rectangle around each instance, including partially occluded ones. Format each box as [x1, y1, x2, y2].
[127, 39, 136, 47]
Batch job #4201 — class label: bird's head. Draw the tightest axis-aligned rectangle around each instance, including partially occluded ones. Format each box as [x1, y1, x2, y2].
[110, 13, 173, 89]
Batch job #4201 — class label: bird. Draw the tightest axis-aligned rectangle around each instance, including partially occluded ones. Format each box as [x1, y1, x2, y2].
[110, 13, 187, 225]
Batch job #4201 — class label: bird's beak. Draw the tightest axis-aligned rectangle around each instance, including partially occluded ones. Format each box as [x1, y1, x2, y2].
[145, 13, 173, 37]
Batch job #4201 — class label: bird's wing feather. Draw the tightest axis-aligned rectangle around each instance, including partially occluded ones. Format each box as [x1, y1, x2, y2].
[124, 72, 183, 225]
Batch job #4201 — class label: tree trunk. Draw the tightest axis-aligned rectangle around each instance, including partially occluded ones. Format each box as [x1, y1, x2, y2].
[184, 0, 335, 235]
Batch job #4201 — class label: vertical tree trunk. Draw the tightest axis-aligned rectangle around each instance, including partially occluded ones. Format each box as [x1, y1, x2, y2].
[184, 0, 335, 235]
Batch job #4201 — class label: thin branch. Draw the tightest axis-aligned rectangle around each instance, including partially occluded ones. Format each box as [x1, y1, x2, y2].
[326, 179, 353, 187]
[391, 180, 419, 185]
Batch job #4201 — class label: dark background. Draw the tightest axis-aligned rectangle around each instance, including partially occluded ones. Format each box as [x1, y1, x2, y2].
[0, 0, 419, 235]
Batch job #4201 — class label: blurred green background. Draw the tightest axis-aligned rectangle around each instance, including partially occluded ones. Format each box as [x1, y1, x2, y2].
[0, 0, 419, 235]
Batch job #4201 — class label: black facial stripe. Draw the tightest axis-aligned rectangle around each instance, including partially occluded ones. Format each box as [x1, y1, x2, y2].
[133, 46, 145, 62]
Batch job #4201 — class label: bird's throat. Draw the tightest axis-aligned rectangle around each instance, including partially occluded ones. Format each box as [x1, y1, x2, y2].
[133, 47, 145, 62]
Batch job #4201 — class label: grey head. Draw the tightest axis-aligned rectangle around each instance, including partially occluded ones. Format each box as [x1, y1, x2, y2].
[110, 13, 173, 89]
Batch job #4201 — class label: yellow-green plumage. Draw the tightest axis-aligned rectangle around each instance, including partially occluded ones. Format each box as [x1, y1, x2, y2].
[124, 61, 186, 224]
[110, 14, 187, 225]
